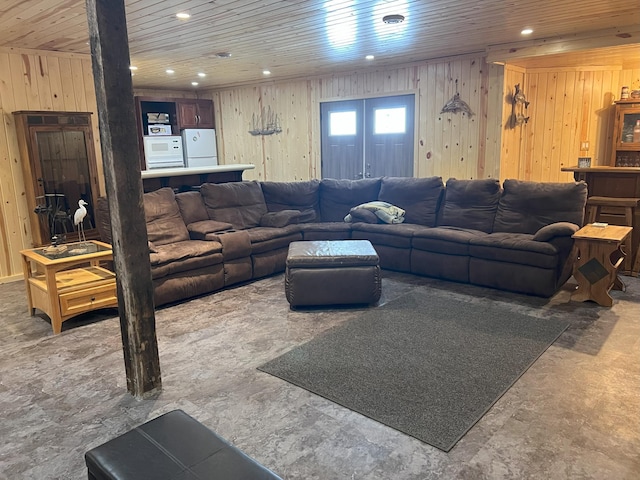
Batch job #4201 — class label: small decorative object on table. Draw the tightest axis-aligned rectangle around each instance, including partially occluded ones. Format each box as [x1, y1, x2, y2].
[578, 157, 591, 168]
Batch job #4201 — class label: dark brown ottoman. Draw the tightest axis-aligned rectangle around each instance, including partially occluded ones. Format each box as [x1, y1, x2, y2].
[285, 240, 381, 307]
[85, 410, 282, 479]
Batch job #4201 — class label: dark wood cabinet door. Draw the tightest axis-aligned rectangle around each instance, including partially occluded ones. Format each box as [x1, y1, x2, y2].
[177, 99, 214, 129]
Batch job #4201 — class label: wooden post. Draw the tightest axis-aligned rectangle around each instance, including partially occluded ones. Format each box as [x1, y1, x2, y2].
[85, 0, 162, 398]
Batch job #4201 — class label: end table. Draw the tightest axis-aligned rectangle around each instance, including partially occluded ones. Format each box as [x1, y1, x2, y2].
[20, 240, 118, 334]
[571, 224, 633, 307]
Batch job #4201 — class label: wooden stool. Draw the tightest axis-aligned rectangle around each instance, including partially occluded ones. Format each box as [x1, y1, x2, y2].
[586, 196, 640, 276]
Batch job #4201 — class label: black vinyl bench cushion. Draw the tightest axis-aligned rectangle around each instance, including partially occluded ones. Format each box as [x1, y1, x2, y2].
[85, 409, 282, 480]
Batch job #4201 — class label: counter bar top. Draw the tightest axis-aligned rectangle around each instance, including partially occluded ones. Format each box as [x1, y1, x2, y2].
[141, 164, 255, 179]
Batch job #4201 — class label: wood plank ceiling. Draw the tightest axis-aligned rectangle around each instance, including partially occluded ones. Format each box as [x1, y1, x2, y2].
[1, 0, 639, 90]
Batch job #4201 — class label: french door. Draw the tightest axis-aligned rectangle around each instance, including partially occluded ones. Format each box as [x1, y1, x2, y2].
[321, 94, 415, 179]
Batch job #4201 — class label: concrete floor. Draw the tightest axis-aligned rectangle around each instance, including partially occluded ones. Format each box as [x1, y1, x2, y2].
[0, 271, 638, 480]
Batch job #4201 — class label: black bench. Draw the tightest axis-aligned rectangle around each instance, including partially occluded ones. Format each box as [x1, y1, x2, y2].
[85, 409, 282, 479]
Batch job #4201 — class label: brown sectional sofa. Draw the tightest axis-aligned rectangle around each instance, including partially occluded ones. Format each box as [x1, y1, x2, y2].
[96, 176, 588, 306]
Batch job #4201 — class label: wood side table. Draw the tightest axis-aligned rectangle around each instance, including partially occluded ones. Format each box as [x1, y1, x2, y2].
[571, 225, 633, 307]
[20, 240, 118, 334]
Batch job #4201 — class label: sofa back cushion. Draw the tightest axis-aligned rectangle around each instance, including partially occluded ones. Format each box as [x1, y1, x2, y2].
[261, 180, 320, 221]
[439, 178, 501, 232]
[144, 187, 190, 245]
[200, 181, 267, 229]
[95, 196, 112, 244]
[175, 191, 209, 226]
[493, 179, 588, 234]
[378, 176, 444, 227]
[320, 178, 382, 222]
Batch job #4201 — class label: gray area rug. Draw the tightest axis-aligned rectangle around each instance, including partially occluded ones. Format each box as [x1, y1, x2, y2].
[259, 292, 569, 451]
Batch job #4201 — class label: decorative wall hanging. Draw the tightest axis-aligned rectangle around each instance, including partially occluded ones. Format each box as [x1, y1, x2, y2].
[440, 79, 474, 117]
[508, 83, 530, 128]
[249, 106, 282, 135]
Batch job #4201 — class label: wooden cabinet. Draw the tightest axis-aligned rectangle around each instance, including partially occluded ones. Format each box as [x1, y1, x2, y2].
[611, 100, 640, 166]
[177, 99, 214, 129]
[13, 111, 101, 246]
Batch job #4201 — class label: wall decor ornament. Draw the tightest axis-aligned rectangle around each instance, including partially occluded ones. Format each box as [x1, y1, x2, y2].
[248, 106, 282, 135]
[440, 79, 474, 117]
[509, 83, 530, 128]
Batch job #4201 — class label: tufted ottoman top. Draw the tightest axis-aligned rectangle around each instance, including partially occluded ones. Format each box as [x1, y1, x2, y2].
[286, 240, 379, 268]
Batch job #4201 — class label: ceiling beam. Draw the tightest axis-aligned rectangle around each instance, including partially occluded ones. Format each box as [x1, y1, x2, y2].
[486, 25, 640, 64]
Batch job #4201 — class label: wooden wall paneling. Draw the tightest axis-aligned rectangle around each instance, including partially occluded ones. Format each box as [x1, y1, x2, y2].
[58, 57, 78, 110]
[307, 79, 320, 179]
[595, 70, 616, 167]
[0, 53, 33, 278]
[46, 57, 67, 111]
[480, 60, 503, 180]
[35, 55, 54, 111]
[499, 66, 525, 181]
[70, 57, 87, 111]
[540, 72, 557, 181]
[552, 71, 570, 181]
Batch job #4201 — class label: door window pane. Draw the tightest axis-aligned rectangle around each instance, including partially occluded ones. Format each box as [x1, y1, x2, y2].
[329, 111, 357, 136]
[375, 107, 406, 134]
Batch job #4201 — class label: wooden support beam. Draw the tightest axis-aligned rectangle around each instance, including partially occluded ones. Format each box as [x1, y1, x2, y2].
[85, 0, 162, 398]
[486, 25, 640, 64]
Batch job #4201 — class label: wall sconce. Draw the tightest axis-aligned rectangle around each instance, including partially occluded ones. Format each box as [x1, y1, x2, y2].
[508, 83, 530, 128]
[249, 106, 282, 136]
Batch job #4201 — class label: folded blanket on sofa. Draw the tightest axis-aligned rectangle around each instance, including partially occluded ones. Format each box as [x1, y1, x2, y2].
[344, 201, 406, 224]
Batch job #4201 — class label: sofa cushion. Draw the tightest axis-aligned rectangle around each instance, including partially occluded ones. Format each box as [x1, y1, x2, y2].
[95, 196, 112, 244]
[187, 220, 234, 240]
[144, 188, 190, 245]
[439, 178, 501, 233]
[412, 226, 488, 255]
[319, 178, 382, 222]
[351, 223, 425, 248]
[378, 176, 444, 227]
[532, 222, 580, 242]
[493, 180, 587, 234]
[248, 228, 303, 254]
[200, 181, 268, 229]
[261, 180, 320, 221]
[260, 210, 305, 228]
[175, 191, 209, 226]
[468, 232, 560, 269]
[150, 240, 223, 279]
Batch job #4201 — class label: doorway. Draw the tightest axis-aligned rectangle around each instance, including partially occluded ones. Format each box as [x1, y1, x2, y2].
[320, 94, 415, 179]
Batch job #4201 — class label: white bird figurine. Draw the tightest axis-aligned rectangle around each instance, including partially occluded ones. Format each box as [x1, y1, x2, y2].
[74, 199, 88, 243]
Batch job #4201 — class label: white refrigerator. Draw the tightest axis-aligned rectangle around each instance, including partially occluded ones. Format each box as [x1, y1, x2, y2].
[181, 129, 218, 167]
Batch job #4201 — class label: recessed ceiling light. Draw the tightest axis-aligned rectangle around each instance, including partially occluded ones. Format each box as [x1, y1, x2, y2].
[263, 70, 271, 75]
[176, 12, 190, 19]
[191, 82, 199, 86]
[365, 55, 375, 60]
[198, 72, 206, 77]
[129, 65, 138, 70]
[521, 28, 533, 35]
[166, 69, 175, 74]
[382, 14, 404, 24]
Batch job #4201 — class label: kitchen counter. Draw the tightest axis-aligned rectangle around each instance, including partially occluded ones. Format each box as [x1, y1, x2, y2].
[141, 164, 255, 192]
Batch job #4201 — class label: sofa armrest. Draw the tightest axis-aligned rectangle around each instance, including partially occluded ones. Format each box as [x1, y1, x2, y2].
[260, 210, 304, 228]
[187, 220, 234, 240]
[532, 222, 579, 242]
